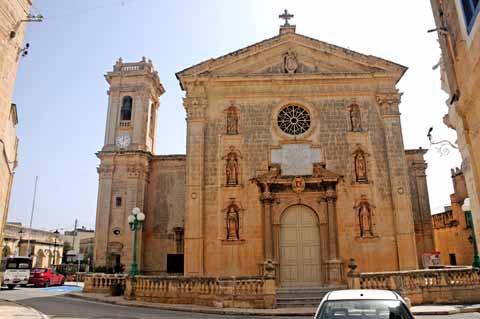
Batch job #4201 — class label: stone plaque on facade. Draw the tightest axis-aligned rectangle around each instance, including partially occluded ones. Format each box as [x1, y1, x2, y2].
[271, 144, 321, 176]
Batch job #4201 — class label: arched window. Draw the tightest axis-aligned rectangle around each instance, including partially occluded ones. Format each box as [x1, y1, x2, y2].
[121, 96, 133, 121]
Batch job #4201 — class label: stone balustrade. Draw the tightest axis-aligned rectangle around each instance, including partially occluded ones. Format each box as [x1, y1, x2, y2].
[83, 274, 127, 294]
[348, 265, 480, 305]
[124, 275, 276, 309]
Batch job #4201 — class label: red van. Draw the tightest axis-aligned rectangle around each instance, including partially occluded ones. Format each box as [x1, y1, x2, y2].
[28, 268, 65, 287]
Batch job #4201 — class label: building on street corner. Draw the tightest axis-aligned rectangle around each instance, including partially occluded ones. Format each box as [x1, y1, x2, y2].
[94, 13, 434, 286]
[0, 0, 32, 264]
[432, 167, 475, 266]
[1, 222, 63, 267]
[430, 0, 480, 257]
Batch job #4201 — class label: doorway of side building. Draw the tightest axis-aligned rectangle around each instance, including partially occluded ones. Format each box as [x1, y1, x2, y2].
[449, 253, 457, 265]
[279, 204, 322, 286]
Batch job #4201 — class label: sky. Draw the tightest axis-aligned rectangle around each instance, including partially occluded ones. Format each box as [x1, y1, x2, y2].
[9, 0, 462, 232]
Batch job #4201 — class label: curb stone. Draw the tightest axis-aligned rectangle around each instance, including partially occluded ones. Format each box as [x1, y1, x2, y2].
[65, 293, 314, 316]
[66, 292, 480, 316]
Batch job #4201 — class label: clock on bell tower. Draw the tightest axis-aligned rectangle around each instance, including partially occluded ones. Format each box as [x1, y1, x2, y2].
[101, 56, 165, 153]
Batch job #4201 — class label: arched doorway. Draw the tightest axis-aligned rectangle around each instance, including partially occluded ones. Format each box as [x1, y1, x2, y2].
[280, 205, 321, 286]
[2, 246, 11, 258]
[35, 250, 45, 268]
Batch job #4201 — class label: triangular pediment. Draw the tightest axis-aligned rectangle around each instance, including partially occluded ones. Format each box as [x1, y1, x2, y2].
[176, 32, 406, 84]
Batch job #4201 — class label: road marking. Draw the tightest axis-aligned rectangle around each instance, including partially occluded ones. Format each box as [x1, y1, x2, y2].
[40, 286, 82, 293]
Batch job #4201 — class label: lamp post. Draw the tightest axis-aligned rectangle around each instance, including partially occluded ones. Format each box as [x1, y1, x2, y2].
[52, 230, 60, 266]
[17, 228, 24, 256]
[128, 207, 145, 276]
[463, 198, 480, 268]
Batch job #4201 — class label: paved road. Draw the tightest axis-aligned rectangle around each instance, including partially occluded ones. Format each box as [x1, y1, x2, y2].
[1, 286, 480, 318]
[0, 286, 310, 319]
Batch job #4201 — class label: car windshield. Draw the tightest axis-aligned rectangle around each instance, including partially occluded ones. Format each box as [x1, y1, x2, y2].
[5, 258, 31, 270]
[316, 300, 413, 319]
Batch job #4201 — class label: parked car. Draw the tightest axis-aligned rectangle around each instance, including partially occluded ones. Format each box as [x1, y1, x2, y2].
[1, 257, 32, 289]
[28, 268, 65, 287]
[314, 289, 414, 319]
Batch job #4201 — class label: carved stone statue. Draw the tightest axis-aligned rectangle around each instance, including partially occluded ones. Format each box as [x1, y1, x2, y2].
[226, 205, 240, 240]
[355, 152, 368, 183]
[226, 152, 239, 185]
[349, 102, 362, 131]
[226, 104, 238, 135]
[358, 196, 373, 237]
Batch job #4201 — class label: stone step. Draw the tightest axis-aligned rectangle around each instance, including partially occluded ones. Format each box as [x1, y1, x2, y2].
[276, 286, 347, 308]
[276, 298, 323, 308]
[277, 292, 327, 300]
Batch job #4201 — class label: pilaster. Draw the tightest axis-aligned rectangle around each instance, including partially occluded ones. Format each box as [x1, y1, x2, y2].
[183, 92, 207, 276]
[93, 162, 114, 266]
[377, 93, 418, 270]
[260, 184, 274, 261]
[325, 185, 342, 284]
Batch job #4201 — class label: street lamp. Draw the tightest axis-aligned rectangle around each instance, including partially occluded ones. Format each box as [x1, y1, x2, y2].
[128, 207, 145, 276]
[17, 228, 24, 256]
[52, 230, 60, 266]
[463, 198, 480, 268]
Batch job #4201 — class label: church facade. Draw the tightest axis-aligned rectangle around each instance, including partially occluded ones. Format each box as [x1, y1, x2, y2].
[94, 20, 433, 286]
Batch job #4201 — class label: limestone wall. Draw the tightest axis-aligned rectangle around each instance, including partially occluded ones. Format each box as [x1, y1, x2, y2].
[0, 0, 31, 262]
[433, 202, 473, 266]
[350, 266, 480, 305]
[188, 80, 416, 277]
[431, 0, 480, 261]
[178, 29, 420, 279]
[124, 275, 276, 309]
[405, 148, 435, 266]
[2, 223, 64, 267]
[142, 155, 186, 274]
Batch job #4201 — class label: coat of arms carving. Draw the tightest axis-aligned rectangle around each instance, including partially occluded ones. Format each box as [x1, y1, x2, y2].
[291, 176, 305, 193]
[283, 49, 298, 74]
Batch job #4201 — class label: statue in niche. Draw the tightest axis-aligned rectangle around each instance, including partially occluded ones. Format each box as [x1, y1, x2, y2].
[226, 152, 239, 185]
[354, 152, 368, 183]
[226, 103, 239, 135]
[358, 196, 373, 237]
[348, 101, 362, 131]
[226, 205, 240, 240]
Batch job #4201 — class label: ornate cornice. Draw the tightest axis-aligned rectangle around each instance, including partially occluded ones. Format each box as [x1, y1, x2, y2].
[183, 97, 207, 120]
[127, 164, 149, 179]
[376, 92, 402, 117]
[97, 164, 114, 178]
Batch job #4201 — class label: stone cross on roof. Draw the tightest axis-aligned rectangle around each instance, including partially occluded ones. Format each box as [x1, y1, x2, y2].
[279, 9, 294, 26]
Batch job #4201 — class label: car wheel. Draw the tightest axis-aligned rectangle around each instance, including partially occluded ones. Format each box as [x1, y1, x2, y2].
[7, 284, 15, 290]
[60, 279, 65, 286]
[20, 284, 27, 287]
[44, 280, 50, 288]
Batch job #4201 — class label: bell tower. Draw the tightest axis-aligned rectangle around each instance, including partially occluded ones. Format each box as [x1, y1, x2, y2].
[94, 57, 164, 269]
[102, 57, 164, 153]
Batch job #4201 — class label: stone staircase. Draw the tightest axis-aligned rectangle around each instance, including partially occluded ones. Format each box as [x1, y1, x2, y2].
[276, 286, 347, 308]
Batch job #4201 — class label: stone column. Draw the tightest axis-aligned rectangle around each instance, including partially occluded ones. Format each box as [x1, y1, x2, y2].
[325, 185, 342, 284]
[260, 184, 274, 261]
[377, 93, 418, 270]
[183, 95, 207, 276]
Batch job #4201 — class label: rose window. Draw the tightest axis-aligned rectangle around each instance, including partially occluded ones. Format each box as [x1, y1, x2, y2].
[277, 105, 311, 135]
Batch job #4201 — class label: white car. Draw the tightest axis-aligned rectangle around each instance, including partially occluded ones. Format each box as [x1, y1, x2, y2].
[314, 289, 414, 319]
[2, 257, 32, 289]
